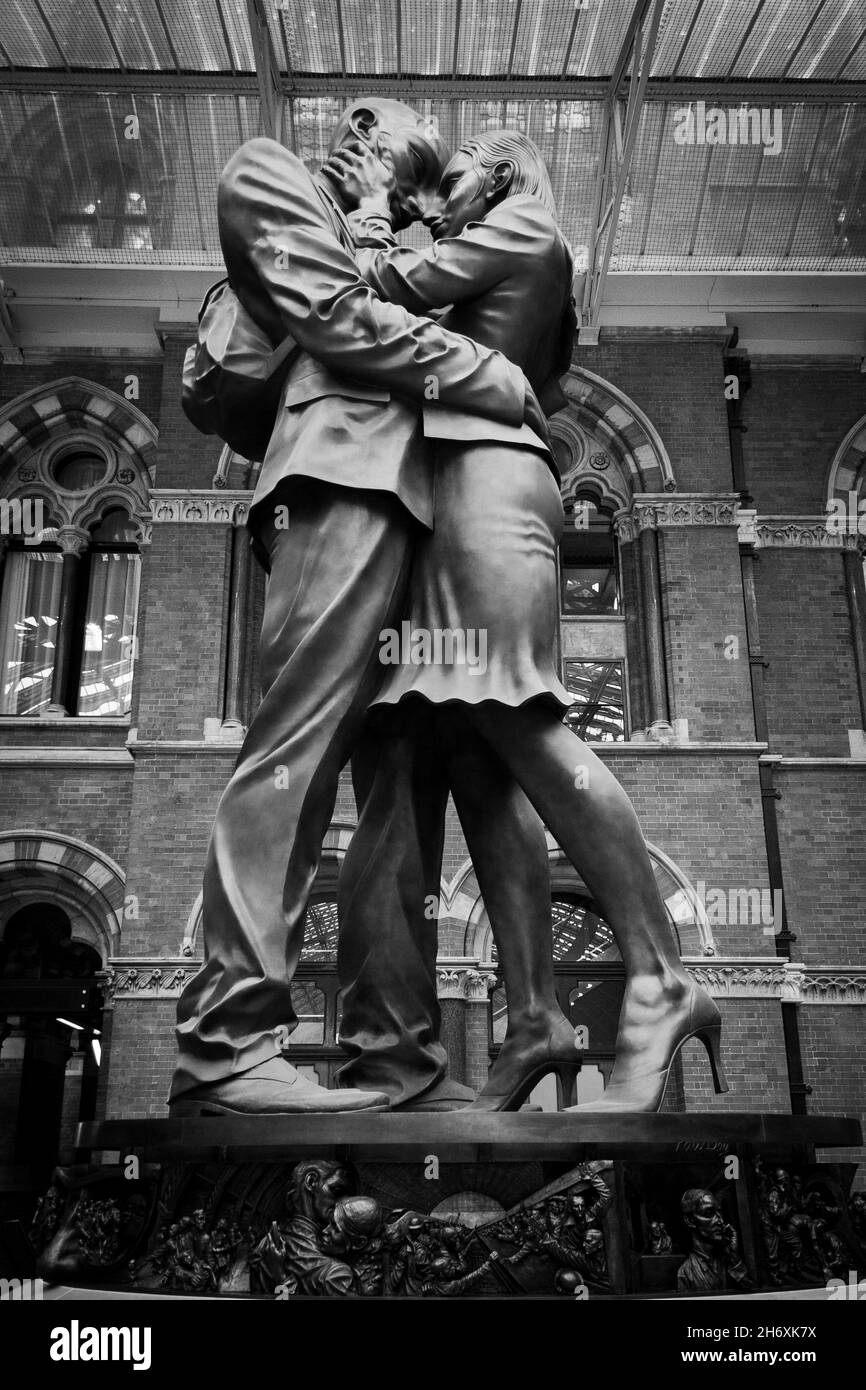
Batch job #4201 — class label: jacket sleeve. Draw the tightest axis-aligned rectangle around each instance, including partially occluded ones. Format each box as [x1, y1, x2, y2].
[354, 207, 536, 313]
[218, 138, 525, 427]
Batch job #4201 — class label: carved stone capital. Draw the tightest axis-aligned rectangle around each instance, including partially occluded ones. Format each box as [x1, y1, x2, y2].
[105, 958, 193, 1000]
[753, 516, 866, 552]
[686, 959, 792, 999]
[615, 494, 741, 539]
[55, 525, 90, 558]
[685, 960, 866, 1004]
[799, 970, 866, 1004]
[436, 959, 498, 1001]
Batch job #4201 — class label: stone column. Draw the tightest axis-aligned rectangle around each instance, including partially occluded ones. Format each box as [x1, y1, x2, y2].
[43, 525, 89, 717]
[637, 524, 669, 726]
[843, 547, 866, 729]
[436, 959, 497, 1092]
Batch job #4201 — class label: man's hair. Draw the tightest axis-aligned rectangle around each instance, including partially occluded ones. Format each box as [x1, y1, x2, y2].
[460, 128, 557, 217]
[329, 97, 450, 189]
[680, 1188, 713, 1220]
[289, 1159, 346, 1210]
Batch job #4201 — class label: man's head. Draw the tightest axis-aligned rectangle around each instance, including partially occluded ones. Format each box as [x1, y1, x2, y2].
[425, 127, 557, 241]
[681, 1189, 726, 1247]
[583, 1228, 605, 1257]
[289, 1159, 351, 1225]
[320, 1196, 384, 1257]
[324, 97, 449, 231]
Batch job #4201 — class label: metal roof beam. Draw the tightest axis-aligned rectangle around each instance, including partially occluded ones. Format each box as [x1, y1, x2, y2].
[1, 71, 864, 101]
[581, 0, 666, 335]
[244, 0, 285, 141]
[611, 0, 655, 95]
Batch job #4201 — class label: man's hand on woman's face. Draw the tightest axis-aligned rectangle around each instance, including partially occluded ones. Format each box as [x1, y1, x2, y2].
[322, 141, 396, 219]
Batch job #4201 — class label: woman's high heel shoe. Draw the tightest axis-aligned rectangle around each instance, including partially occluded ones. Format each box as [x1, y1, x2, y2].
[470, 1024, 583, 1112]
[568, 984, 729, 1113]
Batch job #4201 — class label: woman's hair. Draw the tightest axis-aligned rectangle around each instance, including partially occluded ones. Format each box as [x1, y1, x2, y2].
[460, 128, 557, 218]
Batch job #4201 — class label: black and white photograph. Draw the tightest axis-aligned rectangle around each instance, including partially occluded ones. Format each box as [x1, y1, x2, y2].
[0, 0, 864, 1366]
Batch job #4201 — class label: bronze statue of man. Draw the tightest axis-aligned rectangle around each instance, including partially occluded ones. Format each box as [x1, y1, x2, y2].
[169, 100, 545, 1117]
[676, 1189, 751, 1293]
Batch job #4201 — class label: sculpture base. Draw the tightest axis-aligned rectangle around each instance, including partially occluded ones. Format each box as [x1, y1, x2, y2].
[20, 1113, 864, 1299]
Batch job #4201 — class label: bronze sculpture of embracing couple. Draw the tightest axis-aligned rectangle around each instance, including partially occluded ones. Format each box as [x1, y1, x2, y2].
[173, 97, 727, 1118]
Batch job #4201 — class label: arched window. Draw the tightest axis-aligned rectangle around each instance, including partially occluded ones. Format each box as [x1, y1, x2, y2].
[1, 902, 101, 981]
[0, 383, 153, 719]
[560, 494, 627, 741]
[77, 509, 142, 717]
[0, 505, 141, 717]
[0, 902, 103, 1178]
[560, 497, 620, 616]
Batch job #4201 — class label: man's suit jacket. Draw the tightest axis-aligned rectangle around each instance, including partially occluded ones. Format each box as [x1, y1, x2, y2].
[217, 138, 528, 535]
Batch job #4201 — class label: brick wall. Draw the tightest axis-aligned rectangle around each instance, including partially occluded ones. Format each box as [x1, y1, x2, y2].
[133, 525, 231, 740]
[573, 333, 732, 493]
[0, 355, 162, 422]
[603, 754, 770, 956]
[122, 750, 238, 953]
[775, 768, 866, 967]
[798, 1007, 866, 1174]
[741, 360, 866, 516]
[103, 1000, 177, 1119]
[680, 1000, 789, 1114]
[755, 550, 861, 757]
[658, 527, 754, 741]
[0, 767, 132, 866]
[156, 336, 222, 489]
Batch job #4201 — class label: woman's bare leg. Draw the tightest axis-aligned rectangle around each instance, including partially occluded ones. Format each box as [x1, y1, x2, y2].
[461, 701, 718, 1108]
[436, 708, 579, 1104]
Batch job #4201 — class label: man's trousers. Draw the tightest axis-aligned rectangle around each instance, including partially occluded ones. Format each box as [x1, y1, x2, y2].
[170, 481, 447, 1102]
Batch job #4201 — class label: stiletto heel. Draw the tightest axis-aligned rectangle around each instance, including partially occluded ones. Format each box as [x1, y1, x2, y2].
[696, 1024, 729, 1094]
[470, 1027, 583, 1112]
[554, 1062, 580, 1107]
[567, 983, 729, 1113]
[470, 1057, 582, 1112]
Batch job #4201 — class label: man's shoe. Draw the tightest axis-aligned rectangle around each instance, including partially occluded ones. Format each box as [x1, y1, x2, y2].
[390, 1077, 477, 1113]
[169, 1058, 389, 1115]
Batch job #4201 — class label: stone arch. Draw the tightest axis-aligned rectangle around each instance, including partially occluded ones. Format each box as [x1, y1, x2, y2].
[552, 366, 676, 510]
[213, 444, 256, 490]
[824, 412, 866, 507]
[454, 837, 714, 964]
[0, 376, 155, 537]
[0, 830, 126, 966]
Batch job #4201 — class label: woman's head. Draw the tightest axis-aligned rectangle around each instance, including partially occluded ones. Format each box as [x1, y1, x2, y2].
[427, 128, 557, 239]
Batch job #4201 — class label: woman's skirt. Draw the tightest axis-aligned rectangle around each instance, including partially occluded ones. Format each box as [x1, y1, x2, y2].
[372, 442, 573, 714]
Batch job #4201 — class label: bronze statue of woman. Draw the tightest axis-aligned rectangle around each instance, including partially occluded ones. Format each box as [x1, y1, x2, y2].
[331, 130, 727, 1112]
